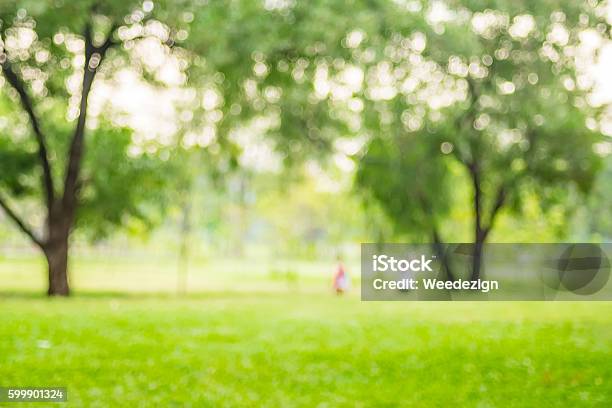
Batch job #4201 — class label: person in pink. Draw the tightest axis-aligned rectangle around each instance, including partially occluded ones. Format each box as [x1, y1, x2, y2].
[333, 257, 349, 294]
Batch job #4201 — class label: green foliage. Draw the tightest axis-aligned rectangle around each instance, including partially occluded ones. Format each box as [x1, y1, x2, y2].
[357, 130, 453, 240]
[355, 0, 608, 241]
[574, 156, 612, 240]
[0, 0, 428, 244]
[77, 126, 175, 240]
[182, 0, 429, 165]
[256, 172, 366, 257]
[0, 0, 188, 243]
[1, 0, 609, 248]
[0, 135, 37, 196]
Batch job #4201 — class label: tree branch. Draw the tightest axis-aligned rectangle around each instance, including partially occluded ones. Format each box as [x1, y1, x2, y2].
[482, 183, 507, 241]
[467, 160, 484, 242]
[432, 227, 456, 282]
[451, 78, 481, 166]
[62, 21, 117, 214]
[0, 59, 55, 209]
[0, 191, 44, 248]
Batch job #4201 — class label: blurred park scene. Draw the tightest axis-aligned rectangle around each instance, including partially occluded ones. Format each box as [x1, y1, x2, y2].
[1, 0, 611, 406]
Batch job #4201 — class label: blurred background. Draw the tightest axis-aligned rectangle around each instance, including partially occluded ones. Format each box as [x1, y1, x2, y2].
[0, 0, 610, 296]
[0, 0, 611, 406]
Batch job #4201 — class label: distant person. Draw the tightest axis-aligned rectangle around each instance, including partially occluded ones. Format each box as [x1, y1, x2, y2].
[333, 257, 350, 295]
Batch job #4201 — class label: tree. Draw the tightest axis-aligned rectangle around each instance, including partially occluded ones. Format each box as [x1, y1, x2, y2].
[0, 0, 425, 295]
[0, 1, 183, 295]
[356, 0, 609, 280]
[180, 0, 428, 162]
[573, 155, 612, 240]
[356, 127, 458, 279]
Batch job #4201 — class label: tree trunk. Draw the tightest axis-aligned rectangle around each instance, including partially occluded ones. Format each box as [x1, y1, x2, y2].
[431, 228, 455, 282]
[177, 199, 191, 295]
[469, 162, 485, 281]
[471, 238, 484, 281]
[44, 208, 72, 296]
[44, 237, 70, 296]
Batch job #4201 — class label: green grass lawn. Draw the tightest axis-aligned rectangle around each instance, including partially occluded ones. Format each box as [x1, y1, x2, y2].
[1, 293, 611, 407]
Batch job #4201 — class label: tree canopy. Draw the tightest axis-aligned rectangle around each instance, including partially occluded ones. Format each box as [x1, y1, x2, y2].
[355, 0, 610, 278]
[0, 0, 609, 294]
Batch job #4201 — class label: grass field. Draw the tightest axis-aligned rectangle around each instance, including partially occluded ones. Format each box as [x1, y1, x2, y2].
[2, 295, 612, 407]
[1, 254, 612, 406]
